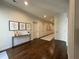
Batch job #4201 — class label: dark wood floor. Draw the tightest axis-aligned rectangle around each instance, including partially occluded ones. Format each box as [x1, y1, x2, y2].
[7, 39, 68, 59]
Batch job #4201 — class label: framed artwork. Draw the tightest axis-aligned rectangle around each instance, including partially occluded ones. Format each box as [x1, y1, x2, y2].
[19, 22, 26, 30]
[9, 21, 19, 31]
[26, 23, 31, 32]
[26, 23, 31, 29]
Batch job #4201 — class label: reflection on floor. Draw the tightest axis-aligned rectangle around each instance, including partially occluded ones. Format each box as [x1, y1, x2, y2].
[0, 34, 54, 59]
[6, 39, 67, 59]
[41, 34, 54, 41]
[0, 34, 67, 59]
[7, 39, 54, 59]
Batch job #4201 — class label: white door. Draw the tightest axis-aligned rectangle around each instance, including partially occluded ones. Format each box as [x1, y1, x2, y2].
[33, 21, 39, 39]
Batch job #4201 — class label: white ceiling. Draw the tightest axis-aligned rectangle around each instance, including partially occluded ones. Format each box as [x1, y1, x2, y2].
[4, 0, 69, 17]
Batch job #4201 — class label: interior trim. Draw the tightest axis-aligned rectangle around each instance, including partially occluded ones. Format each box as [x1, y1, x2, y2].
[0, 41, 31, 53]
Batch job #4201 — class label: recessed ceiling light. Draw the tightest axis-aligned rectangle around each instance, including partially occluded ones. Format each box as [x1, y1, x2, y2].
[44, 15, 47, 18]
[24, 1, 28, 6]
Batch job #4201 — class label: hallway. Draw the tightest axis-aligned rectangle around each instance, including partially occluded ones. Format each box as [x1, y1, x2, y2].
[0, 0, 68, 59]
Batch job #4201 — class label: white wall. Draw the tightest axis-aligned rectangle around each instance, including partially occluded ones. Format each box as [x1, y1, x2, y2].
[0, 1, 54, 51]
[54, 13, 68, 44]
[0, 1, 35, 51]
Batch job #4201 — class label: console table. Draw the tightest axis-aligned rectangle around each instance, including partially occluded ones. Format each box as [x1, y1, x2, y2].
[12, 34, 31, 48]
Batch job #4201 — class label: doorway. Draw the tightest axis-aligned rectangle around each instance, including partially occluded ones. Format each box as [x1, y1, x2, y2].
[33, 21, 39, 39]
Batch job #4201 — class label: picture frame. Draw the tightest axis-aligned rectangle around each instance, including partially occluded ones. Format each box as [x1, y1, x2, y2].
[9, 21, 19, 31]
[26, 23, 31, 32]
[19, 22, 26, 30]
[26, 23, 31, 29]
